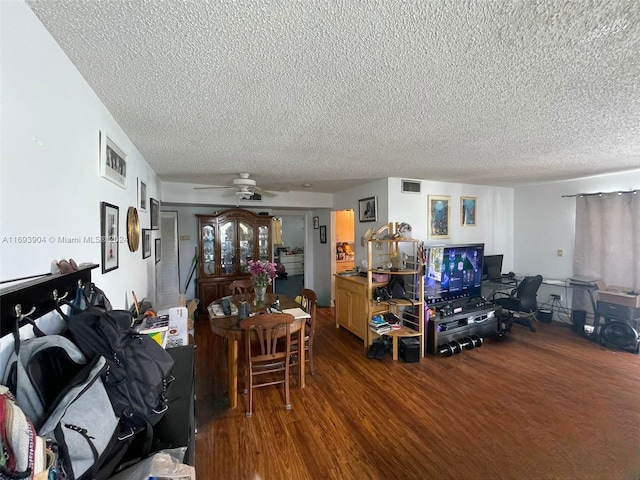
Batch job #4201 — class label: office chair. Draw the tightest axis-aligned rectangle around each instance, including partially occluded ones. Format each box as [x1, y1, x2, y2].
[290, 288, 318, 377]
[240, 312, 295, 417]
[492, 275, 543, 332]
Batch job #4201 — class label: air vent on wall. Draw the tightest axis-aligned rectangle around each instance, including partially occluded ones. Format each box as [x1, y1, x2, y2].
[401, 180, 421, 194]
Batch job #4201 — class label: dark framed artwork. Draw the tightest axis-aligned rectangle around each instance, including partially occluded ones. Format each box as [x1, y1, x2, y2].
[155, 238, 161, 264]
[319, 225, 327, 244]
[428, 195, 450, 239]
[142, 229, 151, 259]
[358, 196, 377, 222]
[100, 202, 119, 273]
[313, 216, 319, 229]
[150, 198, 160, 230]
[138, 178, 147, 212]
[99, 131, 127, 188]
[461, 196, 477, 226]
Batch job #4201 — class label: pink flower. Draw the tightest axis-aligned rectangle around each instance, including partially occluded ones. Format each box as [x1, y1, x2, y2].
[248, 259, 277, 287]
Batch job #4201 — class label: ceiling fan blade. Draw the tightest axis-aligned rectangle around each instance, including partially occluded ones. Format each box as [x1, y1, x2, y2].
[193, 185, 235, 190]
[258, 190, 277, 198]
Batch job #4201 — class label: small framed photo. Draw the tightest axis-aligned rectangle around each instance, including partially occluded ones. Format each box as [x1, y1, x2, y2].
[142, 229, 151, 259]
[138, 179, 147, 212]
[150, 198, 160, 230]
[358, 196, 377, 222]
[155, 238, 161, 264]
[313, 216, 319, 229]
[100, 202, 119, 273]
[319, 225, 327, 243]
[428, 195, 451, 239]
[461, 196, 477, 226]
[99, 131, 127, 188]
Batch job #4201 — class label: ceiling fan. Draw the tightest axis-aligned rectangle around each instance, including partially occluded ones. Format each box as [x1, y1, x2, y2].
[194, 173, 288, 198]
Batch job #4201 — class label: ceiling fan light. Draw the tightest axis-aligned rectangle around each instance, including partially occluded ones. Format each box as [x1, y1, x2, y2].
[233, 177, 256, 187]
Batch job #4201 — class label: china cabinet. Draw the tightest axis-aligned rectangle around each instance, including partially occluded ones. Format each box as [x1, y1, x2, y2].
[196, 209, 272, 312]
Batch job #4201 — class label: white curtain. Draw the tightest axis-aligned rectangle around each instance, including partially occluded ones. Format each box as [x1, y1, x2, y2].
[574, 192, 640, 291]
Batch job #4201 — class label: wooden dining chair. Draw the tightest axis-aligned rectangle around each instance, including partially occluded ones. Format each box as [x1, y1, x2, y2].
[290, 288, 318, 376]
[228, 278, 254, 298]
[239, 312, 295, 417]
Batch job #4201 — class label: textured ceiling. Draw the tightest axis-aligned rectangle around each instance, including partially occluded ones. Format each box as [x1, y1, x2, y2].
[26, 0, 640, 193]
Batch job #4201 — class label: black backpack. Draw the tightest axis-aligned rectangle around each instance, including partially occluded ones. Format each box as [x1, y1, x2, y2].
[387, 275, 408, 300]
[66, 309, 175, 436]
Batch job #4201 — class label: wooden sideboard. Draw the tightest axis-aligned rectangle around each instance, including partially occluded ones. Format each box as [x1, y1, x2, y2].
[334, 275, 387, 345]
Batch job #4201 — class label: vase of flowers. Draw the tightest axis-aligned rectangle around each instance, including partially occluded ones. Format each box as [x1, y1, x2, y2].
[248, 259, 277, 305]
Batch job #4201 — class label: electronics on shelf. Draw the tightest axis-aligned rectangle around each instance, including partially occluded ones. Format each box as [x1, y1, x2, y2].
[424, 243, 484, 305]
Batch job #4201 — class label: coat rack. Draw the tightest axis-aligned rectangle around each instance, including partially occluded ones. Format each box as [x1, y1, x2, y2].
[0, 264, 98, 337]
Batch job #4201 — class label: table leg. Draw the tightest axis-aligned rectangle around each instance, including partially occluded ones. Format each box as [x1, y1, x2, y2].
[392, 336, 399, 361]
[298, 327, 305, 388]
[227, 337, 238, 409]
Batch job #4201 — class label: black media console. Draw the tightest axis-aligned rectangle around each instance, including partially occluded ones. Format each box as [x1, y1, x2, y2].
[426, 298, 499, 355]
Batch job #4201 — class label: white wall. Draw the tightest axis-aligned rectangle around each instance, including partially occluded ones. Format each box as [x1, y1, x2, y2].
[280, 216, 305, 250]
[514, 170, 640, 280]
[387, 177, 515, 265]
[0, 2, 162, 308]
[514, 170, 640, 307]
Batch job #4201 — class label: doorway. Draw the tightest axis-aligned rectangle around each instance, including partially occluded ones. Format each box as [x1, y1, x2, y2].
[330, 209, 355, 305]
[273, 214, 306, 298]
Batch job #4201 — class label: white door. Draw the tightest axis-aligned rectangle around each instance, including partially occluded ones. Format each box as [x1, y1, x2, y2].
[157, 211, 180, 308]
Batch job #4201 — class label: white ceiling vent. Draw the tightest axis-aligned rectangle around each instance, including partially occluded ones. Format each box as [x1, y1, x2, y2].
[401, 180, 421, 194]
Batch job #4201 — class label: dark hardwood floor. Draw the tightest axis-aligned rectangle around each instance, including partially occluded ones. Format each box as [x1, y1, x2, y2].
[193, 308, 640, 479]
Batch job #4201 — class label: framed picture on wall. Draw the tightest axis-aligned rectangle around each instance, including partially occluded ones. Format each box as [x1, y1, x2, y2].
[150, 198, 160, 230]
[313, 216, 319, 229]
[358, 196, 377, 222]
[142, 229, 151, 259]
[461, 196, 477, 226]
[155, 238, 161, 264]
[100, 202, 119, 273]
[99, 131, 127, 189]
[428, 195, 450, 239]
[319, 225, 327, 243]
[138, 179, 147, 212]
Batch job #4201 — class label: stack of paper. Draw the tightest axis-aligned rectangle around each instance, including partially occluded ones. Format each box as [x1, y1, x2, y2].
[281, 307, 311, 319]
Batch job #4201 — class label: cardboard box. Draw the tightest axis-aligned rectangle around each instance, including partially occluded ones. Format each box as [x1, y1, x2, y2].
[598, 286, 640, 308]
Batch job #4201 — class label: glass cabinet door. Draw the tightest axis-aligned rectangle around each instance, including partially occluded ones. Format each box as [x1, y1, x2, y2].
[239, 221, 254, 273]
[202, 223, 216, 275]
[220, 220, 236, 275]
[258, 225, 269, 261]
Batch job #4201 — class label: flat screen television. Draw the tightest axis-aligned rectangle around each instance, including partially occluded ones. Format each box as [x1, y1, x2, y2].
[424, 243, 484, 305]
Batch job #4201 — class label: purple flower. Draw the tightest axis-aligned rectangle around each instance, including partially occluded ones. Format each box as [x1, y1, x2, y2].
[248, 259, 277, 287]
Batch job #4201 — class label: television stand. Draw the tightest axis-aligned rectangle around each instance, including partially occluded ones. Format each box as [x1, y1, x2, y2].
[427, 300, 499, 355]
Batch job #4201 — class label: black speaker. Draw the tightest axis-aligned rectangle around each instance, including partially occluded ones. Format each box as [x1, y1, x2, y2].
[538, 309, 552, 323]
[600, 321, 640, 353]
[572, 310, 587, 335]
[399, 338, 420, 363]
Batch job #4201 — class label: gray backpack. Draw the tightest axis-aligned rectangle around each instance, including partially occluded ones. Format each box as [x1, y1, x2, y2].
[3, 332, 130, 479]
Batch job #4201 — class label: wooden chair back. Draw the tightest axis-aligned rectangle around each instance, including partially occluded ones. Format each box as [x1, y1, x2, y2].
[239, 312, 295, 417]
[229, 278, 254, 298]
[292, 288, 318, 376]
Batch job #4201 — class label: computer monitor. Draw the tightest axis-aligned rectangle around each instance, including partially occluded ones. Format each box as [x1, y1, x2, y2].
[424, 243, 484, 305]
[482, 254, 504, 280]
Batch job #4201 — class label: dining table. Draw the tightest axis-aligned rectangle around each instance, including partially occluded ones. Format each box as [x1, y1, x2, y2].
[208, 292, 306, 409]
